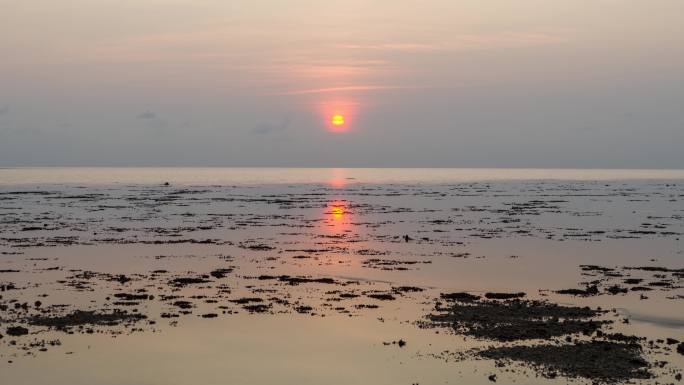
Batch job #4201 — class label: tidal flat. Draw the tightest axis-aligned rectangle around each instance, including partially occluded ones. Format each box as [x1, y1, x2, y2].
[0, 169, 683, 384]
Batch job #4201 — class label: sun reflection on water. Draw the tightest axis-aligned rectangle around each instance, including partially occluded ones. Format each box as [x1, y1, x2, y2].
[328, 168, 349, 189]
[325, 200, 352, 233]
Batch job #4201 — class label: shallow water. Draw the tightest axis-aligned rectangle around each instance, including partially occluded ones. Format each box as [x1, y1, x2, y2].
[0, 168, 683, 384]
[2, 167, 684, 185]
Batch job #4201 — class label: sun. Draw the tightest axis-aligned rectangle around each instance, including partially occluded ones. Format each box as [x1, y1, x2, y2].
[331, 114, 345, 126]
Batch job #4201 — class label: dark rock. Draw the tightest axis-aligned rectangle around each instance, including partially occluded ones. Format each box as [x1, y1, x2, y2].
[479, 341, 651, 381]
[605, 285, 628, 295]
[367, 293, 396, 301]
[169, 277, 212, 287]
[172, 301, 194, 309]
[28, 310, 146, 331]
[209, 268, 233, 279]
[556, 285, 599, 296]
[6, 326, 29, 336]
[484, 292, 525, 300]
[427, 299, 603, 341]
[440, 292, 480, 302]
[230, 297, 263, 304]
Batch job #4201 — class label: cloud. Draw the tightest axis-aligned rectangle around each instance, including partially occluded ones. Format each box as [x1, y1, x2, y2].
[336, 32, 565, 53]
[271, 85, 425, 96]
[135, 110, 167, 130]
[337, 43, 444, 52]
[137, 111, 156, 119]
[86, 24, 564, 77]
[0, 105, 9, 115]
[251, 118, 290, 135]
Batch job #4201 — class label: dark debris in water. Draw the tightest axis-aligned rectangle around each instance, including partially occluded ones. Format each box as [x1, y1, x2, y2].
[422, 291, 684, 382]
[479, 341, 651, 382]
[557, 264, 684, 298]
[428, 297, 603, 341]
[6, 326, 29, 336]
[169, 276, 212, 287]
[484, 292, 525, 300]
[27, 310, 147, 331]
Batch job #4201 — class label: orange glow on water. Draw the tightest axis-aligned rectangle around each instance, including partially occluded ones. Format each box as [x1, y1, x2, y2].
[328, 168, 348, 189]
[325, 200, 352, 233]
[331, 205, 344, 219]
[329, 178, 346, 189]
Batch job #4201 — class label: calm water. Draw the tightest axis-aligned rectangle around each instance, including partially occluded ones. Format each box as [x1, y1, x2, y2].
[1, 167, 684, 185]
[1, 168, 682, 384]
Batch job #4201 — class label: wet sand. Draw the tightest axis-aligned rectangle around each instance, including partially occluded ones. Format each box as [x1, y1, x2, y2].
[0, 169, 683, 384]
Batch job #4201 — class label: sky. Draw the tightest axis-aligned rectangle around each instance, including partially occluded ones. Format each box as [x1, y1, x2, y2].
[1, 0, 683, 168]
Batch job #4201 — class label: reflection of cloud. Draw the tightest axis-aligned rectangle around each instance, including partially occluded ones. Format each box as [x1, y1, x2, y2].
[251, 118, 290, 135]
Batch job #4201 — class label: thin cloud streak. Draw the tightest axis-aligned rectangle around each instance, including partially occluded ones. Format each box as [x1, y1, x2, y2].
[336, 32, 565, 52]
[269, 85, 433, 96]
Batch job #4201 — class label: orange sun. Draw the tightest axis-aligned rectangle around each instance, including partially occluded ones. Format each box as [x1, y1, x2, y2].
[331, 114, 345, 126]
[317, 100, 356, 133]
